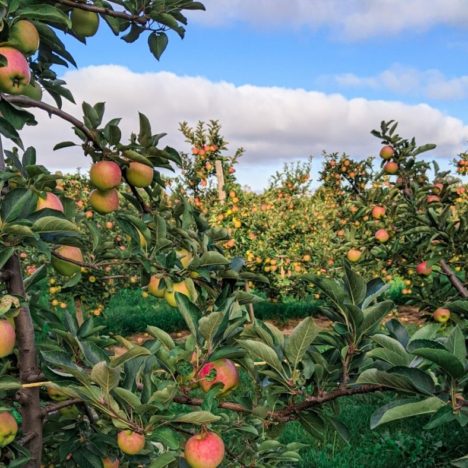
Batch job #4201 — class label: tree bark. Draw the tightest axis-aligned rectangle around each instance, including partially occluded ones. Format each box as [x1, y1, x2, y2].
[440, 259, 468, 298]
[1, 136, 42, 466]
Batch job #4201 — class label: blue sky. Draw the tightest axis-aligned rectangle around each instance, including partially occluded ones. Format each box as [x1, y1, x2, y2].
[28, 1, 468, 190]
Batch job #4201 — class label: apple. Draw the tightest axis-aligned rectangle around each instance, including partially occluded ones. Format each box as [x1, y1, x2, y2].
[433, 307, 450, 323]
[89, 189, 119, 214]
[416, 261, 432, 276]
[0, 46, 31, 94]
[426, 195, 440, 204]
[126, 162, 153, 188]
[47, 385, 68, 402]
[346, 249, 362, 263]
[102, 457, 120, 468]
[164, 280, 191, 307]
[148, 275, 166, 298]
[117, 430, 145, 455]
[374, 229, 389, 243]
[71, 8, 100, 38]
[36, 192, 64, 212]
[184, 431, 225, 468]
[432, 183, 444, 195]
[371, 205, 385, 220]
[0, 320, 15, 358]
[0, 412, 18, 448]
[383, 161, 398, 174]
[8, 20, 40, 56]
[52, 245, 83, 276]
[379, 145, 394, 160]
[89, 161, 121, 190]
[198, 358, 239, 395]
[22, 81, 42, 100]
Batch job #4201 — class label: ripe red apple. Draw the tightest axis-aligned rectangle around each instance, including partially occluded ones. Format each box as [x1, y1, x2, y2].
[198, 358, 239, 395]
[432, 183, 443, 195]
[126, 162, 153, 188]
[117, 430, 145, 455]
[8, 20, 40, 56]
[0, 320, 15, 358]
[71, 9, 100, 38]
[36, 192, 64, 212]
[427, 195, 440, 204]
[102, 457, 120, 468]
[379, 145, 395, 160]
[433, 307, 450, 323]
[148, 275, 166, 298]
[89, 189, 119, 214]
[89, 161, 122, 190]
[346, 249, 362, 263]
[0, 412, 18, 448]
[52, 245, 83, 276]
[416, 261, 432, 276]
[0, 47, 31, 95]
[383, 161, 398, 175]
[184, 431, 225, 468]
[374, 229, 389, 243]
[371, 205, 385, 219]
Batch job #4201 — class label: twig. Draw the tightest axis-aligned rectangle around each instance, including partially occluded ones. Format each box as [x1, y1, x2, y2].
[41, 398, 83, 416]
[440, 260, 468, 298]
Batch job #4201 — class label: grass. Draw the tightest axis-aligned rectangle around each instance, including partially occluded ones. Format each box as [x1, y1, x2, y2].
[280, 394, 468, 467]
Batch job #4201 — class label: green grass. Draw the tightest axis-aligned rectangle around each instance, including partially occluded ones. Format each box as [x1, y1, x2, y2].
[280, 394, 468, 467]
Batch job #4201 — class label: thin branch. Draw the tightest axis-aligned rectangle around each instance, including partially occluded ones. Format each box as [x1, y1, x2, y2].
[56, 0, 148, 25]
[440, 260, 468, 298]
[41, 398, 82, 416]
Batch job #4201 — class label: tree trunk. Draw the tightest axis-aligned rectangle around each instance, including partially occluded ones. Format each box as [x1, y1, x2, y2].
[215, 159, 226, 204]
[0, 137, 42, 466]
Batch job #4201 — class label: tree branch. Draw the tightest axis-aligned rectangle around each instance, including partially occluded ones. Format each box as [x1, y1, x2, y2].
[41, 398, 82, 416]
[440, 259, 468, 298]
[3, 94, 98, 147]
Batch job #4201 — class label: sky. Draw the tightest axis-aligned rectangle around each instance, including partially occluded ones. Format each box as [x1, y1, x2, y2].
[20, 0, 468, 190]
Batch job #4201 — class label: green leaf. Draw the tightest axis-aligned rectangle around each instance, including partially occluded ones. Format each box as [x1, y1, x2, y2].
[360, 301, 394, 336]
[387, 367, 435, 395]
[0, 247, 14, 269]
[148, 32, 168, 60]
[175, 293, 199, 339]
[147, 325, 175, 350]
[298, 413, 326, 441]
[199, 312, 224, 344]
[371, 334, 410, 365]
[370, 397, 446, 429]
[451, 454, 468, 468]
[109, 345, 151, 368]
[285, 317, 319, 370]
[173, 411, 221, 425]
[152, 428, 179, 450]
[412, 348, 465, 379]
[198, 251, 230, 267]
[17, 5, 71, 28]
[113, 387, 141, 409]
[149, 452, 177, 468]
[343, 261, 366, 305]
[0, 376, 21, 391]
[238, 339, 285, 376]
[91, 361, 120, 393]
[356, 369, 416, 393]
[32, 216, 79, 233]
[446, 326, 466, 363]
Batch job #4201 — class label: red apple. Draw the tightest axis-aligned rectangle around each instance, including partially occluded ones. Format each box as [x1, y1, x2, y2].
[52, 245, 83, 276]
[89, 161, 121, 190]
[198, 358, 239, 395]
[375, 229, 389, 243]
[8, 20, 40, 56]
[433, 307, 450, 323]
[383, 161, 398, 174]
[126, 162, 153, 188]
[0, 47, 31, 94]
[184, 431, 225, 468]
[346, 249, 362, 263]
[117, 430, 145, 455]
[0, 412, 18, 448]
[102, 457, 120, 468]
[432, 183, 443, 195]
[379, 145, 394, 160]
[371, 205, 385, 220]
[427, 195, 440, 204]
[0, 320, 15, 358]
[36, 192, 64, 212]
[416, 261, 432, 276]
[89, 189, 119, 214]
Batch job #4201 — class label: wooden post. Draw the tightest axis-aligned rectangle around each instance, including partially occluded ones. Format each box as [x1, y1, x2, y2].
[215, 159, 226, 204]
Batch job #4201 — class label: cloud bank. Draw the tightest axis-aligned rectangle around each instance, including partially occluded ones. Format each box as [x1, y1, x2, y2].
[17, 65, 468, 189]
[192, 0, 468, 39]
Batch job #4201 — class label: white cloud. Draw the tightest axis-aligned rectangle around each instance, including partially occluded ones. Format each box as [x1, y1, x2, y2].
[15, 65, 468, 190]
[191, 0, 468, 39]
[331, 65, 468, 100]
